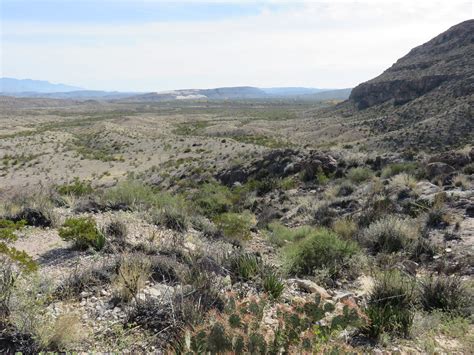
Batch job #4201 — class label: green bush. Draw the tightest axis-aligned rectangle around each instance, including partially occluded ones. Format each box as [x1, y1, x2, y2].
[362, 270, 417, 339]
[58, 217, 105, 251]
[419, 275, 469, 314]
[282, 227, 360, 277]
[266, 222, 312, 247]
[332, 217, 358, 240]
[214, 211, 255, 242]
[192, 182, 234, 217]
[381, 162, 418, 179]
[57, 177, 93, 196]
[0, 219, 37, 272]
[362, 215, 418, 253]
[347, 167, 373, 183]
[102, 180, 156, 210]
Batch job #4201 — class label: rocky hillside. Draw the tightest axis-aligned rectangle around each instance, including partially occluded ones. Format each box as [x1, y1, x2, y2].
[346, 20, 473, 150]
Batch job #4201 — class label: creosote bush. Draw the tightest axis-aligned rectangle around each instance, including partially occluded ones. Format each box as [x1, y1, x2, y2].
[347, 167, 373, 183]
[0, 219, 37, 272]
[57, 177, 93, 196]
[214, 211, 256, 242]
[192, 182, 234, 217]
[282, 227, 360, 278]
[58, 217, 105, 251]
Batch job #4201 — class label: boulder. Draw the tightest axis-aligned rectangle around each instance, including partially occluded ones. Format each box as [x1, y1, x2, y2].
[290, 278, 331, 299]
[425, 162, 455, 179]
[429, 151, 471, 168]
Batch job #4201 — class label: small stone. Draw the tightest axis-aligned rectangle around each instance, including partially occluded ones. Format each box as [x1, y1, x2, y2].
[445, 247, 452, 253]
[291, 279, 331, 299]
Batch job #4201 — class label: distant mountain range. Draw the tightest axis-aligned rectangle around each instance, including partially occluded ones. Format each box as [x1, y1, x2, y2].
[0, 77, 83, 93]
[0, 78, 351, 101]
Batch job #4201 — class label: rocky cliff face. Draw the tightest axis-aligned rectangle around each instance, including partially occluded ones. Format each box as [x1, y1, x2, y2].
[350, 20, 474, 109]
[336, 20, 473, 151]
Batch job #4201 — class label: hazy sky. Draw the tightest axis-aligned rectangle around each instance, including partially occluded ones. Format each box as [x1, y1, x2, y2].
[1, 0, 472, 92]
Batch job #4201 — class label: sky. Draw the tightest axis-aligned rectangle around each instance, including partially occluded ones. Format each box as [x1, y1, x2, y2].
[1, 0, 473, 92]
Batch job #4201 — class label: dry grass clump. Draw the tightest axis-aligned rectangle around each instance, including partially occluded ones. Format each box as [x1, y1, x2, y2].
[39, 313, 84, 351]
[332, 217, 358, 240]
[419, 275, 470, 314]
[361, 215, 418, 253]
[114, 254, 152, 302]
[452, 174, 470, 190]
[362, 270, 417, 340]
[388, 173, 417, 191]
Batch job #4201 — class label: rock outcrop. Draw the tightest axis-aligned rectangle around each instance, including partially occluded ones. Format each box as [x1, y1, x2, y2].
[350, 20, 474, 109]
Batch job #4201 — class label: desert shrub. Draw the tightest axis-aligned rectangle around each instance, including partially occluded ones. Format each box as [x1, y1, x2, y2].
[213, 211, 256, 242]
[381, 162, 418, 179]
[362, 215, 418, 254]
[313, 203, 337, 227]
[347, 167, 373, 183]
[0, 259, 19, 318]
[266, 222, 312, 247]
[279, 176, 297, 190]
[389, 173, 417, 190]
[336, 181, 355, 197]
[462, 162, 474, 174]
[283, 227, 360, 278]
[39, 313, 84, 351]
[358, 195, 397, 228]
[226, 252, 262, 281]
[262, 271, 285, 299]
[114, 254, 151, 302]
[102, 180, 156, 210]
[299, 165, 329, 184]
[58, 217, 105, 251]
[0, 219, 37, 272]
[127, 277, 223, 348]
[150, 205, 189, 233]
[57, 177, 93, 196]
[410, 237, 437, 261]
[419, 275, 470, 314]
[425, 207, 450, 229]
[452, 175, 469, 189]
[149, 255, 187, 284]
[4, 192, 59, 228]
[191, 216, 219, 238]
[192, 182, 234, 217]
[104, 218, 128, 249]
[362, 270, 417, 340]
[332, 217, 358, 240]
[54, 261, 117, 299]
